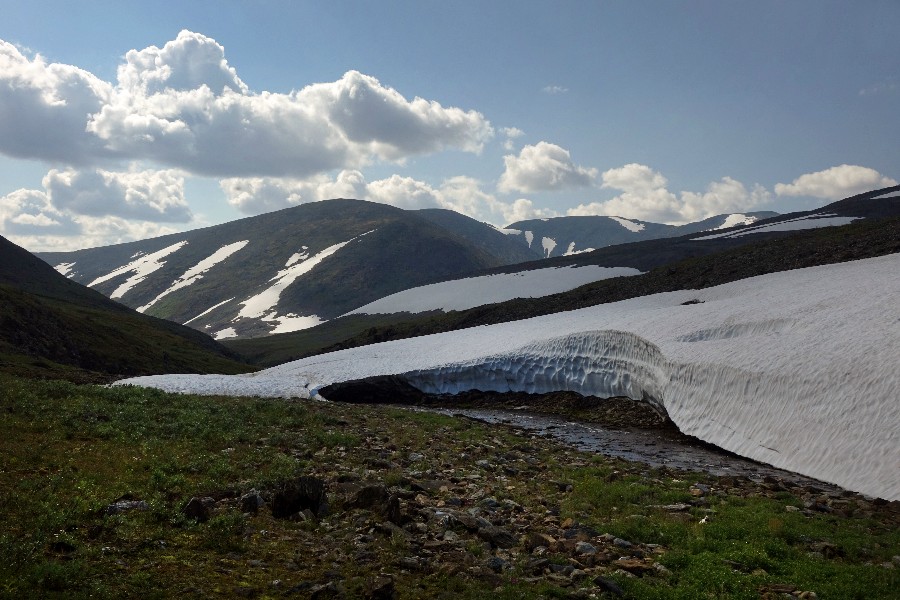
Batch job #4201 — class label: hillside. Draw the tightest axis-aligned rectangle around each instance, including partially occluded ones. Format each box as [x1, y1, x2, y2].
[0, 235, 253, 382]
[38, 200, 536, 340]
[225, 187, 900, 366]
[503, 211, 779, 257]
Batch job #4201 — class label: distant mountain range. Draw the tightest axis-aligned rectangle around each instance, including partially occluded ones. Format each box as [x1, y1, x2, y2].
[0, 234, 252, 382]
[222, 185, 900, 366]
[503, 211, 779, 258]
[37, 199, 792, 340]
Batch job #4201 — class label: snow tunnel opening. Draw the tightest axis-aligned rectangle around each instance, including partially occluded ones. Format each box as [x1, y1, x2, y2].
[318, 376, 675, 432]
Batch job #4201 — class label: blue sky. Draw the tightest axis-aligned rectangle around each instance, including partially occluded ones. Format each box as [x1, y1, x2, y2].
[1, 1, 898, 251]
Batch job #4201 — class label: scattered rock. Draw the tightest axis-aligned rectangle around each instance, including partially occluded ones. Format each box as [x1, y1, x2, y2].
[574, 541, 597, 556]
[271, 476, 328, 519]
[240, 490, 265, 514]
[477, 525, 518, 549]
[592, 576, 625, 596]
[181, 496, 212, 522]
[364, 575, 395, 600]
[106, 498, 150, 515]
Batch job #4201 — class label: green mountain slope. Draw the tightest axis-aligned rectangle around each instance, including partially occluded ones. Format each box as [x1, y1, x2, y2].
[0, 235, 254, 382]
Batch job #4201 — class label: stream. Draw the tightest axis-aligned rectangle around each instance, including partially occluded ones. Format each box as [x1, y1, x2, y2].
[407, 406, 847, 494]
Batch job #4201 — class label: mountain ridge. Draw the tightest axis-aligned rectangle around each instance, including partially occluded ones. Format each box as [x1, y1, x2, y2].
[0, 234, 254, 381]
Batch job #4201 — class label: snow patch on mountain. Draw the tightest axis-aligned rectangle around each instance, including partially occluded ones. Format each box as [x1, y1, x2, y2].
[696, 214, 860, 240]
[184, 297, 235, 325]
[524, 231, 534, 248]
[564, 242, 595, 256]
[88, 241, 188, 299]
[117, 253, 900, 500]
[348, 265, 641, 315]
[285, 246, 310, 267]
[138, 241, 249, 313]
[498, 228, 521, 236]
[264, 313, 325, 334]
[541, 237, 557, 257]
[712, 214, 758, 230]
[54, 262, 77, 278]
[609, 216, 645, 233]
[237, 238, 354, 320]
[213, 327, 238, 340]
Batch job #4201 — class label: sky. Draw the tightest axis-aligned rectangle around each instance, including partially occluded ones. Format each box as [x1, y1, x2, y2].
[1, 0, 898, 252]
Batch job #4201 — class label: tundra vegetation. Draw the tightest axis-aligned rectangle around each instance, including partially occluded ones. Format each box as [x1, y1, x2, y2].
[1, 376, 897, 598]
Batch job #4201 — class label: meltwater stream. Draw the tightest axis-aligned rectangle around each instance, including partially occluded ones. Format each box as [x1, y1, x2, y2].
[412, 406, 847, 493]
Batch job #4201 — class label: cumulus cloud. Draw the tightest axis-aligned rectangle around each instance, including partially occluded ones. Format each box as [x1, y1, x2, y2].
[501, 127, 525, 151]
[542, 85, 568, 94]
[44, 167, 191, 222]
[0, 188, 79, 236]
[0, 186, 182, 252]
[220, 171, 554, 226]
[568, 163, 772, 224]
[0, 40, 112, 163]
[0, 31, 494, 178]
[498, 142, 597, 193]
[0, 167, 191, 251]
[220, 170, 368, 214]
[774, 165, 898, 200]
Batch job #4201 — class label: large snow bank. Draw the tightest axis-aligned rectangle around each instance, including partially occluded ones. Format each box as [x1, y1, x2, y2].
[695, 213, 859, 240]
[348, 265, 640, 315]
[116, 254, 900, 500]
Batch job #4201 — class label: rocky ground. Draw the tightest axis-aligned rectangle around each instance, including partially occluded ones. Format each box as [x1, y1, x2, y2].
[163, 399, 899, 599]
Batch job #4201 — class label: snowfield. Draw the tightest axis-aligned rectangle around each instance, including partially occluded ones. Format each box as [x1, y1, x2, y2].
[348, 265, 641, 315]
[695, 213, 859, 240]
[116, 253, 900, 500]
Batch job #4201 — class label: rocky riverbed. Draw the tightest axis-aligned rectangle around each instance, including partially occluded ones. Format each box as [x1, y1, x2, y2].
[168, 396, 899, 598]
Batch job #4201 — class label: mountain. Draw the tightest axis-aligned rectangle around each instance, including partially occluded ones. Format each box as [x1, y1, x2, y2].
[224, 185, 900, 366]
[0, 235, 253, 382]
[38, 199, 535, 340]
[503, 211, 779, 257]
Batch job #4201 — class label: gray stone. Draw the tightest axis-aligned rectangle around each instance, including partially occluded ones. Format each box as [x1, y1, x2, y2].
[240, 490, 265, 514]
[477, 525, 518, 549]
[575, 541, 597, 556]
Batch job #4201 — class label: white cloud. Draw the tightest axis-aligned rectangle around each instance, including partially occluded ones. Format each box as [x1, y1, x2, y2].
[365, 175, 443, 210]
[498, 142, 597, 193]
[859, 77, 899, 97]
[542, 85, 568, 95]
[774, 165, 898, 200]
[678, 178, 772, 223]
[44, 167, 191, 222]
[568, 164, 772, 224]
[501, 126, 525, 151]
[220, 171, 556, 226]
[0, 167, 191, 251]
[0, 188, 79, 236]
[0, 39, 112, 163]
[220, 170, 367, 214]
[0, 31, 494, 178]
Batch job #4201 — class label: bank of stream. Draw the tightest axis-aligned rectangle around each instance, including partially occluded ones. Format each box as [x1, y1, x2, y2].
[321, 380, 851, 496]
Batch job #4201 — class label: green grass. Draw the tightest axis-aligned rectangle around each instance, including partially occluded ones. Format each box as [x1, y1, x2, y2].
[1, 375, 897, 599]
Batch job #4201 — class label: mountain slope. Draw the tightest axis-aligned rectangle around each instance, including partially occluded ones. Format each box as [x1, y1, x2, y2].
[38, 199, 535, 339]
[0, 235, 253, 382]
[224, 187, 900, 366]
[503, 211, 779, 257]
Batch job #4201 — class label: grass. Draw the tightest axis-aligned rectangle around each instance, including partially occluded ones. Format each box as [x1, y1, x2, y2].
[1, 375, 897, 598]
